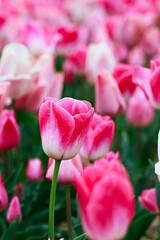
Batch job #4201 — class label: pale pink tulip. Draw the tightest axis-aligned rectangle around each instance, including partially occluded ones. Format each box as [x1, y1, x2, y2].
[26, 158, 44, 181]
[6, 196, 22, 223]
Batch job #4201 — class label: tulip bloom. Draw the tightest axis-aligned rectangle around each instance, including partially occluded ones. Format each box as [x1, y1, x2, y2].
[39, 97, 94, 160]
[95, 69, 126, 116]
[126, 87, 154, 127]
[0, 109, 20, 150]
[74, 154, 135, 240]
[0, 172, 8, 211]
[26, 158, 44, 181]
[6, 196, 22, 223]
[46, 154, 83, 185]
[80, 113, 115, 161]
[138, 188, 159, 214]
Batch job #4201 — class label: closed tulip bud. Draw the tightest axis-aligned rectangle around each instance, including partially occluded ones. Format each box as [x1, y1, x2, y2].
[138, 188, 159, 214]
[26, 158, 44, 181]
[39, 97, 94, 160]
[14, 182, 23, 200]
[46, 154, 83, 185]
[0, 109, 20, 151]
[95, 69, 126, 116]
[0, 172, 8, 211]
[74, 155, 135, 240]
[6, 196, 22, 223]
[80, 113, 115, 161]
[126, 87, 154, 127]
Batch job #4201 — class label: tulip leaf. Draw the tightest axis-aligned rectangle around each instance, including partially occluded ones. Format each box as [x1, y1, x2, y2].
[1, 217, 19, 240]
[5, 164, 22, 194]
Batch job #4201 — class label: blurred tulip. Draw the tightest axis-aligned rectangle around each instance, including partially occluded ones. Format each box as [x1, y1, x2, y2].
[80, 113, 115, 161]
[0, 172, 8, 211]
[113, 63, 135, 100]
[14, 182, 23, 200]
[138, 188, 159, 214]
[0, 82, 10, 114]
[26, 158, 44, 181]
[39, 97, 94, 160]
[74, 153, 135, 240]
[0, 43, 47, 99]
[6, 196, 22, 223]
[0, 109, 20, 150]
[126, 87, 154, 127]
[95, 69, 126, 116]
[46, 154, 83, 185]
[85, 42, 116, 84]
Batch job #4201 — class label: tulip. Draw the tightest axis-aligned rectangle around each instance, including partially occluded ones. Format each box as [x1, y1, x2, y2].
[80, 113, 115, 161]
[39, 97, 94, 160]
[14, 182, 23, 200]
[85, 42, 116, 84]
[26, 158, 44, 181]
[0, 109, 20, 151]
[74, 154, 135, 240]
[0, 43, 47, 99]
[0, 172, 8, 211]
[126, 87, 154, 127]
[6, 196, 22, 223]
[95, 69, 126, 116]
[46, 154, 83, 185]
[138, 188, 159, 214]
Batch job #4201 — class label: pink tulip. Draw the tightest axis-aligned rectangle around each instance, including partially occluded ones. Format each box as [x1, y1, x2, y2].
[0, 109, 20, 150]
[126, 87, 154, 127]
[26, 158, 44, 181]
[39, 97, 94, 160]
[46, 154, 83, 185]
[95, 69, 126, 116]
[85, 42, 116, 84]
[0, 172, 8, 211]
[113, 63, 135, 100]
[74, 153, 135, 240]
[0, 43, 47, 99]
[80, 113, 115, 161]
[138, 188, 159, 214]
[6, 196, 22, 223]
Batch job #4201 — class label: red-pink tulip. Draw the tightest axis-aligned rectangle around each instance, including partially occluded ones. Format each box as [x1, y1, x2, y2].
[138, 188, 159, 214]
[126, 87, 154, 127]
[46, 154, 83, 185]
[0, 109, 20, 150]
[39, 97, 94, 160]
[95, 69, 126, 116]
[6, 196, 22, 223]
[74, 154, 135, 240]
[0, 172, 8, 211]
[80, 113, 115, 161]
[26, 158, 44, 181]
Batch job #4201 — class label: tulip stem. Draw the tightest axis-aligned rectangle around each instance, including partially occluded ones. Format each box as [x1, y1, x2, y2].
[48, 160, 61, 240]
[3, 151, 8, 179]
[113, 117, 120, 152]
[66, 185, 73, 240]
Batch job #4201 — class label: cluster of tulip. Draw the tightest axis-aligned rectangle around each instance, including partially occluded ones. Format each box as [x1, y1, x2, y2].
[0, 0, 160, 240]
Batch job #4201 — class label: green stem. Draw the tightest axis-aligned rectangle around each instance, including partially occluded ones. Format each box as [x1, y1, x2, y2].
[3, 151, 8, 179]
[48, 160, 61, 240]
[113, 117, 120, 152]
[66, 185, 73, 240]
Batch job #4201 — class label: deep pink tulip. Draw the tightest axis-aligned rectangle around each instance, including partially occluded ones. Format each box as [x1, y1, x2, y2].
[113, 63, 136, 99]
[6, 196, 22, 223]
[80, 113, 115, 161]
[138, 188, 159, 214]
[0, 109, 20, 150]
[0, 172, 8, 211]
[39, 97, 94, 160]
[46, 154, 83, 185]
[26, 158, 44, 181]
[126, 87, 154, 127]
[95, 69, 126, 116]
[74, 154, 135, 240]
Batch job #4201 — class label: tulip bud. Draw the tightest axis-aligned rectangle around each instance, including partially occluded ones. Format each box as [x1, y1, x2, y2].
[26, 158, 44, 181]
[6, 196, 22, 223]
[138, 188, 159, 214]
[46, 154, 83, 185]
[0, 172, 8, 211]
[0, 109, 20, 150]
[39, 97, 94, 160]
[80, 113, 115, 161]
[14, 182, 23, 200]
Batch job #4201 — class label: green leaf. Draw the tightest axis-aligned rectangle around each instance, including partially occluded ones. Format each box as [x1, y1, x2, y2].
[5, 164, 22, 194]
[155, 175, 160, 209]
[1, 217, 19, 240]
